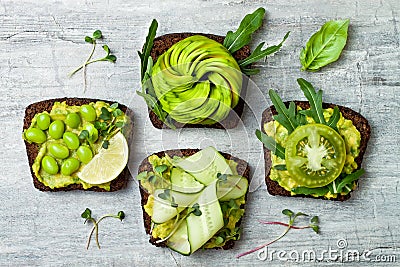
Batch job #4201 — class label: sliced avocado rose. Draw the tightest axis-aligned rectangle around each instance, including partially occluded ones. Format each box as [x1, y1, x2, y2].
[137, 8, 289, 128]
[152, 35, 242, 124]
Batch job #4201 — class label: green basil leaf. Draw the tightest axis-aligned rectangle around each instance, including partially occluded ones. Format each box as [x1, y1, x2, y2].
[300, 19, 350, 71]
[238, 31, 290, 67]
[223, 7, 265, 53]
[269, 90, 298, 133]
[297, 78, 325, 124]
[255, 129, 285, 159]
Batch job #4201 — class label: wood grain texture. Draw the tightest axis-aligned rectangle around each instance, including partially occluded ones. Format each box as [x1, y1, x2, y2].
[0, 0, 399, 266]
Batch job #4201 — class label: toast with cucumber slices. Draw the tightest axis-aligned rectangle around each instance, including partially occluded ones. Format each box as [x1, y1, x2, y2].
[23, 98, 133, 192]
[258, 79, 370, 201]
[137, 147, 250, 255]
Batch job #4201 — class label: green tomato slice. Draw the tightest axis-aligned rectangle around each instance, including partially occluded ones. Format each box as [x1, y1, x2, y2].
[285, 124, 346, 188]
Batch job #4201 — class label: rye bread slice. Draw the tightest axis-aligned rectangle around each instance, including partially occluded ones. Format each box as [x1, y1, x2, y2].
[23, 97, 133, 192]
[261, 101, 371, 201]
[148, 33, 251, 129]
[137, 149, 251, 250]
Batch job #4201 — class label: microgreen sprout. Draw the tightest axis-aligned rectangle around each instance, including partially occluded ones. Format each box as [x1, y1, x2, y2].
[93, 103, 126, 149]
[81, 208, 125, 249]
[69, 30, 117, 91]
[155, 202, 202, 244]
[236, 209, 320, 258]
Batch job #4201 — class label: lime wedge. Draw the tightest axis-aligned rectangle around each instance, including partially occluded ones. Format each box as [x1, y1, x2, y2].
[77, 132, 128, 185]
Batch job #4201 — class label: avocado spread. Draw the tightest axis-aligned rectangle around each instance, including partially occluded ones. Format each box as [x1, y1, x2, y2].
[141, 154, 245, 249]
[26, 101, 128, 190]
[265, 108, 361, 199]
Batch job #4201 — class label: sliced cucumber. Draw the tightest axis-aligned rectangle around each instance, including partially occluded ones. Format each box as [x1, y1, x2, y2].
[171, 168, 204, 193]
[166, 221, 190, 256]
[152, 189, 200, 224]
[187, 182, 224, 253]
[217, 175, 248, 201]
[174, 146, 233, 185]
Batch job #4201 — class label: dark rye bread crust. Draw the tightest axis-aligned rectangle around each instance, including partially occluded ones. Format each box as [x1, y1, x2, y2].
[138, 149, 251, 250]
[261, 101, 371, 201]
[23, 97, 133, 192]
[148, 33, 251, 129]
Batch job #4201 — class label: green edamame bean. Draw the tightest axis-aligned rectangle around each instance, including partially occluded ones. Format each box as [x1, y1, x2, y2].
[61, 158, 80, 176]
[63, 132, 80, 150]
[25, 128, 46, 144]
[82, 123, 99, 142]
[36, 113, 51, 130]
[80, 105, 96, 122]
[41, 155, 59, 174]
[77, 146, 93, 164]
[48, 143, 69, 159]
[65, 113, 81, 129]
[49, 120, 65, 139]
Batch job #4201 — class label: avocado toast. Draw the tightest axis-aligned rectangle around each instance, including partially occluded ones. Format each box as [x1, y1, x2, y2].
[137, 147, 250, 255]
[147, 33, 250, 129]
[137, 8, 289, 129]
[23, 98, 132, 192]
[258, 79, 370, 201]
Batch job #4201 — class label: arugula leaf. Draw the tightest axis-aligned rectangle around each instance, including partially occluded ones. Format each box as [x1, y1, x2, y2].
[326, 106, 340, 131]
[291, 186, 329, 196]
[223, 7, 265, 53]
[137, 20, 176, 129]
[241, 68, 260, 76]
[138, 19, 158, 80]
[297, 78, 325, 124]
[255, 129, 285, 159]
[273, 164, 287, 171]
[269, 90, 299, 133]
[336, 169, 365, 193]
[238, 31, 290, 67]
[300, 19, 350, 71]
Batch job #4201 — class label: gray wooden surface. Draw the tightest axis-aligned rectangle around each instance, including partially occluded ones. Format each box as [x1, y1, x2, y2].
[1, 0, 399, 266]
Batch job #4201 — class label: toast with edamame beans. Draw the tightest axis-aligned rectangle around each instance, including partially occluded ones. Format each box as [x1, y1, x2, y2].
[23, 98, 133, 192]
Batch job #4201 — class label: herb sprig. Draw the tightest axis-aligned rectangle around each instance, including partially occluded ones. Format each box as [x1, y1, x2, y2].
[94, 103, 126, 149]
[255, 129, 285, 159]
[81, 208, 125, 249]
[137, 20, 176, 129]
[236, 209, 319, 258]
[223, 7, 290, 75]
[69, 30, 117, 91]
[292, 168, 365, 196]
